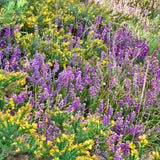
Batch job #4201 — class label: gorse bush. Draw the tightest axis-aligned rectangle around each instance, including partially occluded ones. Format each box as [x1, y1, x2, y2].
[0, 0, 159, 159]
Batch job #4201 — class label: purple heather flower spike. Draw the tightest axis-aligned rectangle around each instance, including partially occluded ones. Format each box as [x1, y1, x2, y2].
[88, 109, 93, 116]
[108, 107, 113, 117]
[72, 54, 77, 66]
[85, 0, 89, 7]
[53, 60, 59, 73]
[99, 100, 103, 112]
[0, 51, 3, 65]
[119, 100, 123, 106]
[5, 25, 11, 37]
[57, 18, 61, 27]
[68, 24, 73, 33]
[72, 97, 81, 111]
[77, 22, 83, 37]
[89, 86, 96, 98]
[75, 70, 84, 92]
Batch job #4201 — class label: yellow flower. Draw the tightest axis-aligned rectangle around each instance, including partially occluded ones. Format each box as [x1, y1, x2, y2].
[63, 64, 66, 69]
[47, 140, 52, 146]
[101, 60, 107, 65]
[131, 149, 138, 157]
[88, 144, 92, 150]
[56, 138, 61, 143]
[25, 143, 30, 149]
[30, 128, 35, 134]
[143, 134, 147, 139]
[9, 100, 15, 109]
[143, 139, 148, 145]
[12, 142, 17, 145]
[32, 123, 37, 129]
[38, 141, 43, 148]
[108, 130, 113, 135]
[2, 137, 5, 140]
[50, 148, 54, 156]
[62, 133, 68, 139]
[34, 150, 42, 157]
[48, 62, 53, 67]
[139, 134, 148, 144]
[25, 121, 30, 128]
[16, 147, 20, 152]
[92, 154, 97, 159]
[30, 6, 34, 10]
[153, 151, 159, 158]
[100, 130, 105, 136]
[55, 148, 59, 153]
[111, 120, 116, 126]
[41, 135, 46, 141]
[20, 137, 25, 143]
[83, 127, 87, 132]
[129, 142, 136, 150]
[16, 120, 20, 125]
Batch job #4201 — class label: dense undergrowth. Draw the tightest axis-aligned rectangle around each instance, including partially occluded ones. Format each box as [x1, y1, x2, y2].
[0, 0, 159, 159]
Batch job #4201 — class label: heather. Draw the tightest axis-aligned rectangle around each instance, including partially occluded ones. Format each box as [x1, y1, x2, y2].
[0, 0, 160, 159]
[100, 0, 160, 58]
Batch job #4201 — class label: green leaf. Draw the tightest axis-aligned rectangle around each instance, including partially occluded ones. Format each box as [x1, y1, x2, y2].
[17, 0, 26, 8]
[7, 1, 15, 10]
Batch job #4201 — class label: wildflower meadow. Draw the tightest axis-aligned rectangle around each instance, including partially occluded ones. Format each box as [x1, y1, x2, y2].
[0, 0, 159, 159]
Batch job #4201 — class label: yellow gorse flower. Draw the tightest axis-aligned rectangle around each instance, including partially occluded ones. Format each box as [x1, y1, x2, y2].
[34, 150, 42, 157]
[50, 148, 55, 156]
[129, 142, 136, 150]
[131, 149, 138, 158]
[139, 134, 148, 146]
[152, 151, 159, 159]
[56, 137, 61, 143]
[16, 147, 20, 152]
[47, 140, 52, 146]
[111, 120, 116, 127]
[41, 135, 46, 141]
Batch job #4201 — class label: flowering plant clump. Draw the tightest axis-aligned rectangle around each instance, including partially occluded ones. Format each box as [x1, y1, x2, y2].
[0, 69, 27, 110]
[0, 0, 159, 159]
[102, 0, 160, 59]
[2, 0, 150, 68]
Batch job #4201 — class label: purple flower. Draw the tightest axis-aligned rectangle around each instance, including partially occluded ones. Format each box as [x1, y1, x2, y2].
[77, 22, 83, 37]
[103, 115, 108, 126]
[54, 60, 59, 73]
[107, 106, 113, 117]
[57, 18, 61, 27]
[75, 70, 84, 92]
[99, 100, 103, 112]
[85, 0, 89, 7]
[89, 86, 96, 97]
[72, 54, 77, 66]
[72, 97, 81, 111]
[119, 100, 123, 106]
[88, 109, 93, 116]
[68, 24, 73, 33]
[5, 25, 11, 37]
